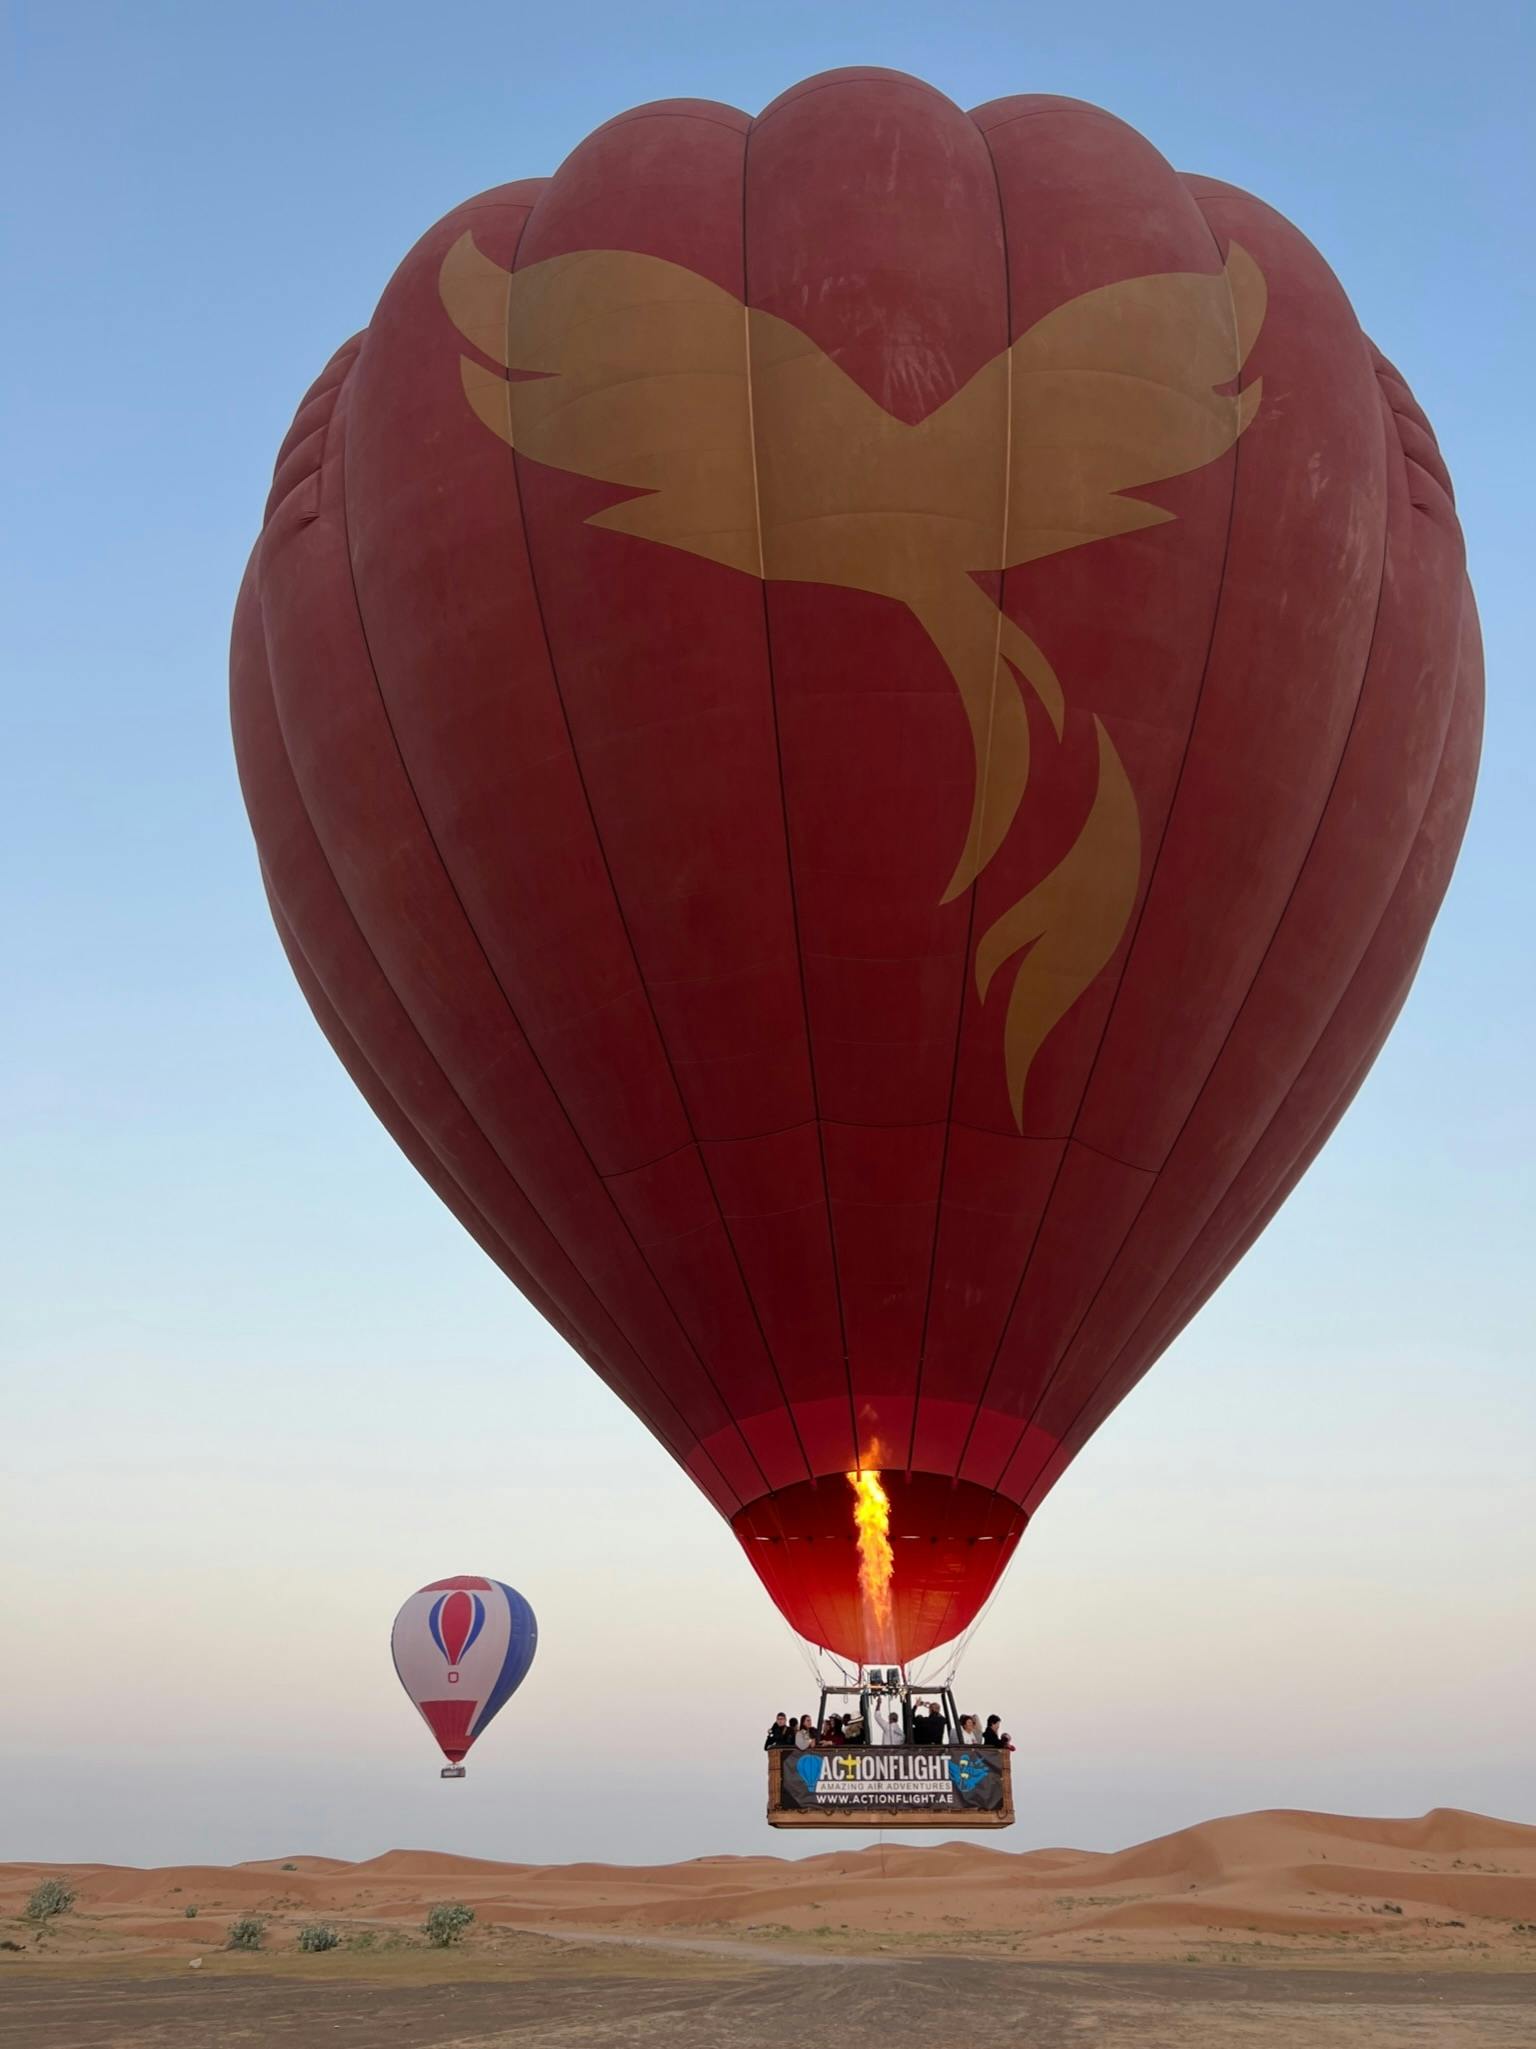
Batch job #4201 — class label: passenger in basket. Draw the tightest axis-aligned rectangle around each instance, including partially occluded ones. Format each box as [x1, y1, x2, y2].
[983, 1715, 1004, 1748]
[794, 1715, 816, 1750]
[763, 1712, 795, 1751]
[883, 1709, 904, 1745]
[911, 1701, 940, 1744]
[998, 1730, 1017, 1752]
[957, 1713, 983, 1744]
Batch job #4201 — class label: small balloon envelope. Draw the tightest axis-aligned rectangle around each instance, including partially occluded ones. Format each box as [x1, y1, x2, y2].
[390, 1576, 537, 1764]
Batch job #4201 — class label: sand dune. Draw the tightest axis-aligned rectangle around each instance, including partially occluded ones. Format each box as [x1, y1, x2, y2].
[4, 1808, 1533, 1970]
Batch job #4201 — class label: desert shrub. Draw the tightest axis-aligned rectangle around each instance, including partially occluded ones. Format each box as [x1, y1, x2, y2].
[226, 1915, 265, 1951]
[184, 1905, 198, 1919]
[298, 1923, 340, 1953]
[281, 1863, 297, 1872]
[347, 1929, 377, 1951]
[25, 1879, 75, 1923]
[423, 1901, 475, 1947]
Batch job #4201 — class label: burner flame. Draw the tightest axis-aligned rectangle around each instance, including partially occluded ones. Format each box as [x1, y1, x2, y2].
[846, 1447, 895, 1660]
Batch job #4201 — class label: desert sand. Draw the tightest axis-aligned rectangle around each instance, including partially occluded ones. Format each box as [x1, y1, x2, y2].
[5, 1806, 1533, 1965]
[4, 1809, 1534, 2046]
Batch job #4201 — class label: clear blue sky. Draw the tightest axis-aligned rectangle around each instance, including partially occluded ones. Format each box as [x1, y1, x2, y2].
[2, 0, 1532, 1866]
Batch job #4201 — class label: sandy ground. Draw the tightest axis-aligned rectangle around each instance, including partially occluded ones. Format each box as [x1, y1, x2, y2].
[4, 1808, 1534, 2046]
[4, 1950, 1536, 2048]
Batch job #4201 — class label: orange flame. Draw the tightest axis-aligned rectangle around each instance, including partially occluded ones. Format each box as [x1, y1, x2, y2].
[846, 1450, 894, 1661]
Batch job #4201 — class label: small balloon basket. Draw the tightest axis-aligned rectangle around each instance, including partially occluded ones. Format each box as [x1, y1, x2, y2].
[767, 1671, 1014, 1830]
[440, 1765, 467, 1780]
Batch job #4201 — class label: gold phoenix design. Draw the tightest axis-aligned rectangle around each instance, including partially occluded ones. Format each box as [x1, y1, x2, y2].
[440, 236, 1265, 1125]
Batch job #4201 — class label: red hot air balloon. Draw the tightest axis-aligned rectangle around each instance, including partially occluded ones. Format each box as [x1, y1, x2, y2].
[232, 72, 1481, 1669]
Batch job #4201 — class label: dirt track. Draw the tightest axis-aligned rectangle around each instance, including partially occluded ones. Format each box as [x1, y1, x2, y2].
[5, 1954, 1534, 2048]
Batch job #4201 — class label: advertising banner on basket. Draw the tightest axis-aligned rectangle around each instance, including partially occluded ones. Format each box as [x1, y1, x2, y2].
[778, 1747, 1006, 1813]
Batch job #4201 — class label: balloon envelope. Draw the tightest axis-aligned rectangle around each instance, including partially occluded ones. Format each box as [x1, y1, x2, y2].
[391, 1577, 538, 1762]
[234, 72, 1480, 1666]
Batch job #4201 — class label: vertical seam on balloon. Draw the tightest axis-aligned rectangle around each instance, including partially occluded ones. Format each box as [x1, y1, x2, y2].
[312, 227, 762, 1511]
[674, 302, 816, 1500]
[1054, 977, 1411, 1480]
[266, 879, 601, 1376]
[952, 190, 1248, 1489]
[1035, 471, 1463, 1491]
[248, 529, 731, 1511]
[259, 741, 725, 1513]
[1029, 861, 1433, 1504]
[1012, 913, 1438, 1508]
[496, 222, 813, 1507]
[925, 1485, 1025, 1664]
[795, 1567, 849, 1680]
[934, 1512, 1027, 1676]
[643, 259, 819, 1495]
[507, 221, 813, 1496]
[751, 1511, 843, 1672]
[921, 1567, 971, 1677]
[480, 204, 782, 1506]
[498, 193, 812, 1498]
[740, 110, 860, 1477]
[903, 115, 1016, 1481]
[991, 239, 1400, 1501]
[1111, 394, 1428, 1365]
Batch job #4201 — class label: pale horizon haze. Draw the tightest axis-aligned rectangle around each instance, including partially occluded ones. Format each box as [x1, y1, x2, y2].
[2, 0, 1532, 1868]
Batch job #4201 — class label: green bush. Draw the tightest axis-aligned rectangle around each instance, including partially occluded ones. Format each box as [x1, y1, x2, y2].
[225, 1915, 265, 1951]
[25, 1879, 75, 1923]
[423, 1902, 475, 1948]
[298, 1923, 340, 1953]
[184, 1905, 198, 1919]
